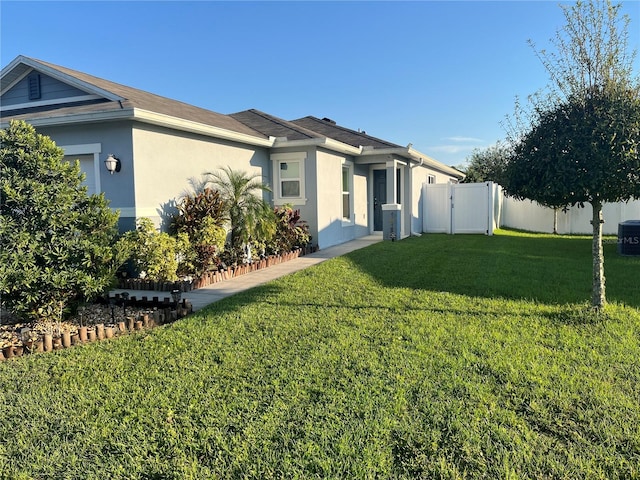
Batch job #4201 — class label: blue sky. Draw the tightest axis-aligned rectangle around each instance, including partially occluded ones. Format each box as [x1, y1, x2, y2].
[2, 1, 639, 167]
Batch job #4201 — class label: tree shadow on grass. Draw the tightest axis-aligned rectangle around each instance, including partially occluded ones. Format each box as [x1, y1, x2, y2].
[188, 233, 639, 332]
[344, 233, 640, 309]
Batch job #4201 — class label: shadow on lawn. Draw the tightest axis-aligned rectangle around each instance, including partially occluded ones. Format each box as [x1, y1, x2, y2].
[344, 233, 640, 308]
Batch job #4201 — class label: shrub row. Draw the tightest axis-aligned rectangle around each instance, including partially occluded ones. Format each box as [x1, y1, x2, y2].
[118, 245, 317, 291]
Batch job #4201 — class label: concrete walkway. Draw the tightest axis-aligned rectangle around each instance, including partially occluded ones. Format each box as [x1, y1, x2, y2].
[111, 235, 382, 312]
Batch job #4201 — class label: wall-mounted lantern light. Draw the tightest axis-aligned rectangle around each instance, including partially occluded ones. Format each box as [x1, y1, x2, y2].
[104, 154, 121, 174]
[171, 289, 182, 305]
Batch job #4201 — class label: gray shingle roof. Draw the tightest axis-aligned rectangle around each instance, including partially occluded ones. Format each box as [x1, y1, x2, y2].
[2, 57, 268, 139]
[3, 57, 414, 154]
[292, 116, 401, 149]
[230, 109, 322, 141]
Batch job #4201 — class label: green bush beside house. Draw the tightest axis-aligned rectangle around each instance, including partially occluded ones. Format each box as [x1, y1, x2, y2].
[0, 120, 124, 322]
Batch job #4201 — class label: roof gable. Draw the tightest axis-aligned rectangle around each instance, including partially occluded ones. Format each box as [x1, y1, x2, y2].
[1, 56, 268, 140]
[1, 71, 94, 108]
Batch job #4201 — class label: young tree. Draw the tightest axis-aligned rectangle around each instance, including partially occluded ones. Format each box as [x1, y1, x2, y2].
[504, 0, 640, 310]
[0, 120, 124, 321]
[205, 166, 275, 263]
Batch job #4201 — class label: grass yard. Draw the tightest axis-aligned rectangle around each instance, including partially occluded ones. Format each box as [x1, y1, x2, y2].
[1, 230, 639, 479]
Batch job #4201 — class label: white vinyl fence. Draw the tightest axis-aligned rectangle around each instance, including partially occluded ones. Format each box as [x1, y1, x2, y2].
[423, 182, 500, 235]
[500, 196, 640, 235]
[423, 182, 640, 235]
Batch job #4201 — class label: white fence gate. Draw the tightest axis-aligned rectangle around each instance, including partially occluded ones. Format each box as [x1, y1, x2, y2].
[423, 182, 499, 235]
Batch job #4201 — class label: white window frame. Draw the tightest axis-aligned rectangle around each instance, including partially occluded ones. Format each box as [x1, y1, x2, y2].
[427, 174, 436, 185]
[341, 163, 353, 224]
[271, 152, 306, 205]
[61, 143, 102, 193]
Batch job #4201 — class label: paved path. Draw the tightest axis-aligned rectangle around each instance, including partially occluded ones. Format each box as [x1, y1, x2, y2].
[111, 235, 382, 312]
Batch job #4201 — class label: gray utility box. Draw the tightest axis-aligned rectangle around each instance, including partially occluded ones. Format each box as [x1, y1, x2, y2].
[382, 204, 401, 241]
[618, 220, 640, 256]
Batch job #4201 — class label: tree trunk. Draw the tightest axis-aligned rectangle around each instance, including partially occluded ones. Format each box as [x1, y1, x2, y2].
[591, 200, 606, 310]
[553, 208, 558, 234]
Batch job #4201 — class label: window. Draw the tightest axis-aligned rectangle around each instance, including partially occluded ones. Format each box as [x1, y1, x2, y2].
[271, 152, 306, 204]
[427, 174, 436, 184]
[342, 165, 351, 220]
[61, 143, 102, 195]
[64, 154, 97, 194]
[280, 161, 301, 197]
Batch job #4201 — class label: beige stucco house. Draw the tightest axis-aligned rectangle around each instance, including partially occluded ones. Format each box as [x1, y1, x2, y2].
[1, 55, 464, 249]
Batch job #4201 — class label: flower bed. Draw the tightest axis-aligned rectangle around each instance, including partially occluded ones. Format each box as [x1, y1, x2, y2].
[117, 246, 316, 292]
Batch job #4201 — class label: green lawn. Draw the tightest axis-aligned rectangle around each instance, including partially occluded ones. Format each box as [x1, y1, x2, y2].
[1, 230, 639, 479]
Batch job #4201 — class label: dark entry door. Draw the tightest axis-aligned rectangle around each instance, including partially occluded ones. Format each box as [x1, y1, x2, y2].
[373, 169, 387, 231]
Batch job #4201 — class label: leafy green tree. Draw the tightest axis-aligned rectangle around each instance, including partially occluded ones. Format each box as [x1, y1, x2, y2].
[504, 0, 640, 309]
[461, 142, 511, 184]
[0, 120, 124, 321]
[205, 166, 275, 263]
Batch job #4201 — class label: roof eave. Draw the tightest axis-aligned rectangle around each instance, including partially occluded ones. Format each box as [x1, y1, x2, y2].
[360, 146, 465, 179]
[0, 108, 275, 147]
[273, 137, 362, 155]
[0, 108, 136, 129]
[407, 147, 466, 179]
[133, 109, 274, 147]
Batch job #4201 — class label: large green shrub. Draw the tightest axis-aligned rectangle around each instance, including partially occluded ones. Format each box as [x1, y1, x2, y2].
[0, 120, 124, 321]
[170, 187, 227, 274]
[268, 204, 310, 254]
[122, 218, 189, 282]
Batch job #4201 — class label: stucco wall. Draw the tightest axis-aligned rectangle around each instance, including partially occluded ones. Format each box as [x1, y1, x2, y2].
[315, 149, 346, 249]
[410, 165, 427, 234]
[353, 164, 369, 238]
[36, 122, 136, 230]
[427, 169, 457, 184]
[270, 146, 318, 247]
[131, 123, 270, 228]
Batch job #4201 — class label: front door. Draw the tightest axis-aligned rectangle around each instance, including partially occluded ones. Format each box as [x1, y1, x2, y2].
[373, 169, 387, 231]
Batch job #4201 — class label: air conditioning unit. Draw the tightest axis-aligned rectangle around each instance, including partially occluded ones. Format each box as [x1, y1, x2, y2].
[618, 220, 640, 256]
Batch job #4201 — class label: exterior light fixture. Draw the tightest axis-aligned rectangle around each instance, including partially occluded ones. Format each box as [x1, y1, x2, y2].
[109, 298, 116, 323]
[104, 154, 121, 174]
[121, 291, 129, 317]
[171, 289, 182, 305]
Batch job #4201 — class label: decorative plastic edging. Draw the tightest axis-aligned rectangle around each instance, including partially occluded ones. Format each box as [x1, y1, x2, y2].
[117, 246, 317, 292]
[0, 300, 193, 362]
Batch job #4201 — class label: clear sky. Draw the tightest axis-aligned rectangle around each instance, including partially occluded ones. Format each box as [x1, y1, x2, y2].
[1, 1, 639, 167]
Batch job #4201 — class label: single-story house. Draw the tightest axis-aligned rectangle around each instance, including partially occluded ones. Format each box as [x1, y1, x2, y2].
[1, 55, 464, 250]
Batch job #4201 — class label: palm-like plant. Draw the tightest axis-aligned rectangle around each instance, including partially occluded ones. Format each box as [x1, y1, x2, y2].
[205, 166, 275, 262]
